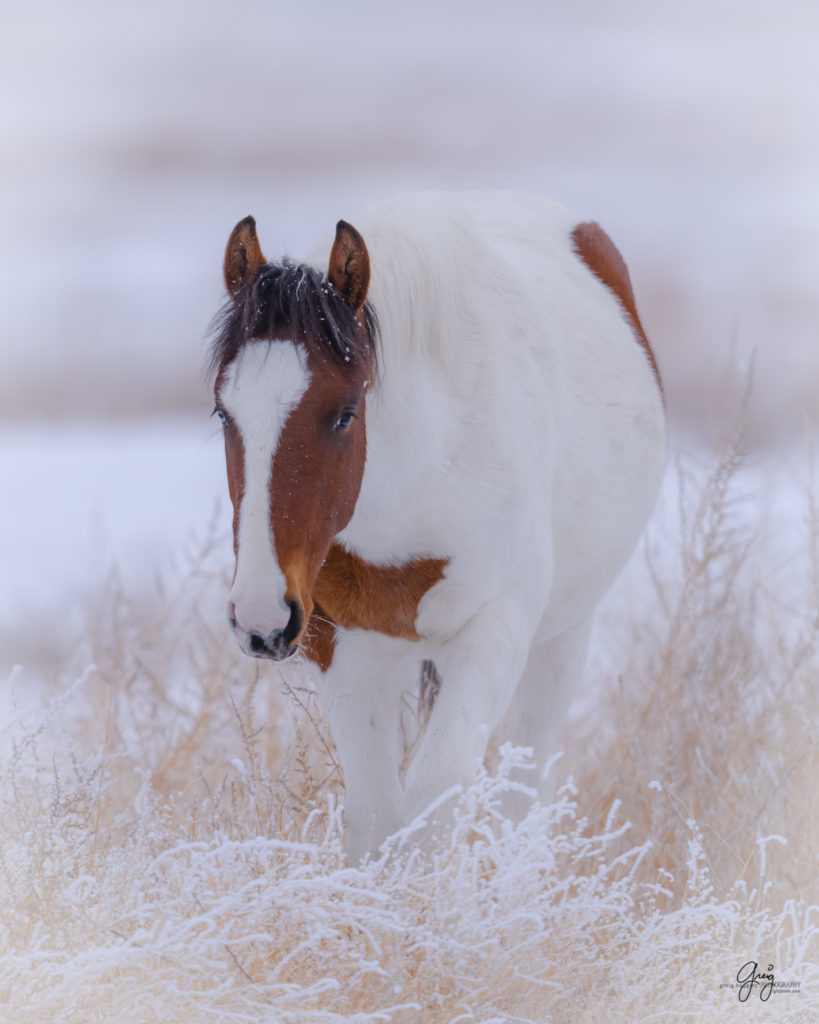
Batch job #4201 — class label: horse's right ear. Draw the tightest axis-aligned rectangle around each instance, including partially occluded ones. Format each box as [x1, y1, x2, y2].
[224, 215, 266, 296]
[328, 220, 370, 314]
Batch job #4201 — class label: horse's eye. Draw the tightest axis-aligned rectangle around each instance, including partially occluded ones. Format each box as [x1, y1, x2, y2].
[332, 411, 355, 432]
[213, 407, 228, 427]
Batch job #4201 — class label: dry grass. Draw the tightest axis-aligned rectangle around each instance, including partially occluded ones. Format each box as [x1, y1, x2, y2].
[571, 424, 819, 911]
[1, 429, 818, 1022]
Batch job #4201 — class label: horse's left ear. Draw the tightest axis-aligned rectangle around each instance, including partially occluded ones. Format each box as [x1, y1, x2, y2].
[224, 215, 266, 296]
[328, 220, 370, 314]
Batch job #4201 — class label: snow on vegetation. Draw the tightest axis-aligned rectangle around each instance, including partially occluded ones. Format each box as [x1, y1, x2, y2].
[1, 425, 818, 1022]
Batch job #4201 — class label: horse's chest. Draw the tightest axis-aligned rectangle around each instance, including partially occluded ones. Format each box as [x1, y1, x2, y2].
[311, 544, 449, 643]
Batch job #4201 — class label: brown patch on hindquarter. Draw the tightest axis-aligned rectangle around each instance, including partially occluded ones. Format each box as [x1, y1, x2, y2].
[572, 221, 663, 396]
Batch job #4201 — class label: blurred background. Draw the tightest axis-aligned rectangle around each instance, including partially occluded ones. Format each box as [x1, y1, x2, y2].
[1, 0, 818, 673]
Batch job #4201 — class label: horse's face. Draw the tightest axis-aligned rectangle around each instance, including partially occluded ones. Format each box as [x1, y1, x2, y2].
[213, 216, 373, 660]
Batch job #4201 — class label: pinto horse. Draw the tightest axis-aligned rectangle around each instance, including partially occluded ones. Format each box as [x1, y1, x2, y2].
[210, 192, 665, 861]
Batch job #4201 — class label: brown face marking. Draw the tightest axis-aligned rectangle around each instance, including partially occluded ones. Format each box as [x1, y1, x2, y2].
[572, 221, 663, 398]
[263, 218, 375, 639]
[269, 347, 370, 643]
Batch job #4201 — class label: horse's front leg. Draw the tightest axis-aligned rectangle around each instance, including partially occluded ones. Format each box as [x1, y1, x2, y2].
[310, 629, 421, 863]
[402, 596, 535, 828]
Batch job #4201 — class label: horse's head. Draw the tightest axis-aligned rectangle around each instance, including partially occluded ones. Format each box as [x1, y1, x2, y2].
[210, 216, 377, 660]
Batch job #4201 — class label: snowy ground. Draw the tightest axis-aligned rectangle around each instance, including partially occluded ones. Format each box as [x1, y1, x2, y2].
[0, 415, 230, 678]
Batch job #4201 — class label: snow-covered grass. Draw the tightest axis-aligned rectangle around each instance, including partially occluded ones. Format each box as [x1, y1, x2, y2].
[2, 425, 818, 1021]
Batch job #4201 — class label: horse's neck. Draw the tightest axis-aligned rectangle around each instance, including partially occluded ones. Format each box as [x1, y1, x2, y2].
[337, 346, 456, 564]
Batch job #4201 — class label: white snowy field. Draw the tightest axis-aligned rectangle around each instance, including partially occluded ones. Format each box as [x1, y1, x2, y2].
[0, 415, 230, 677]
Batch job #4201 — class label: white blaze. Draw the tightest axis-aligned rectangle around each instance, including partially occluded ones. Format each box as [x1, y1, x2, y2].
[219, 341, 311, 635]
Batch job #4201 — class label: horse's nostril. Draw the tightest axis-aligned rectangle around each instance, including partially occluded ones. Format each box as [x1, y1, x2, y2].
[248, 631, 266, 653]
[283, 600, 303, 645]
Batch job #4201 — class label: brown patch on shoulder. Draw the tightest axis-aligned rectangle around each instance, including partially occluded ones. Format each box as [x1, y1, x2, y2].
[572, 221, 663, 397]
[298, 546, 447, 671]
[312, 543, 448, 646]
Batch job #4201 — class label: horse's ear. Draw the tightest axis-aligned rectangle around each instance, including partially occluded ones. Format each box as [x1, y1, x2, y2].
[328, 220, 370, 313]
[224, 215, 266, 296]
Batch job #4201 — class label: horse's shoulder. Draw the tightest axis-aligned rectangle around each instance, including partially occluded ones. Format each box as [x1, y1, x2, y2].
[303, 544, 449, 669]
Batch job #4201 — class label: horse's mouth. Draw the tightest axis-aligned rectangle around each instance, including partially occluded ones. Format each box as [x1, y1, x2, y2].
[232, 621, 300, 662]
[246, 643, 299, 663]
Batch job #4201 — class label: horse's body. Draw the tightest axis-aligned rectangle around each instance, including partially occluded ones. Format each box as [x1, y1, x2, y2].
[211, 191, 665, 861]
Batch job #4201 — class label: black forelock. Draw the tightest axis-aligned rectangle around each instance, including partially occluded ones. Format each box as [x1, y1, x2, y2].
[208, 260, 379, 380]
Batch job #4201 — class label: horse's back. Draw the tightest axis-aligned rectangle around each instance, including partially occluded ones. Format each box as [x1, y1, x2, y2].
[346, 192, 657, 396]
[353, 189, 663, 458]
[348, 191, 582, 364]
[325, 192, 665, 634]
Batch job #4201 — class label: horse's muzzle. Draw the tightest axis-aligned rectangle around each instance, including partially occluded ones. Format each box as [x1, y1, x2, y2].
[230, 599, 303, 661]
[244, 628, 297, 661]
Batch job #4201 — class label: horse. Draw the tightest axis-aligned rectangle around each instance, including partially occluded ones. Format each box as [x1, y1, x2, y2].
[209, 191, 665, 862]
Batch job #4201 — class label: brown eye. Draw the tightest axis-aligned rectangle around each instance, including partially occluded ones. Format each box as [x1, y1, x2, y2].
[332, 411, 355, 432]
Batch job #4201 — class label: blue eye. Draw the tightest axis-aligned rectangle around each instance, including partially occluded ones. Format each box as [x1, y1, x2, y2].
[333, 411, 355, 432]
[213, 407, 228, 427]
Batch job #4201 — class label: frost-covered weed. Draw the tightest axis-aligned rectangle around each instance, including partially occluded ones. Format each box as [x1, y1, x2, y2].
[1, 436, 818, 1023]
